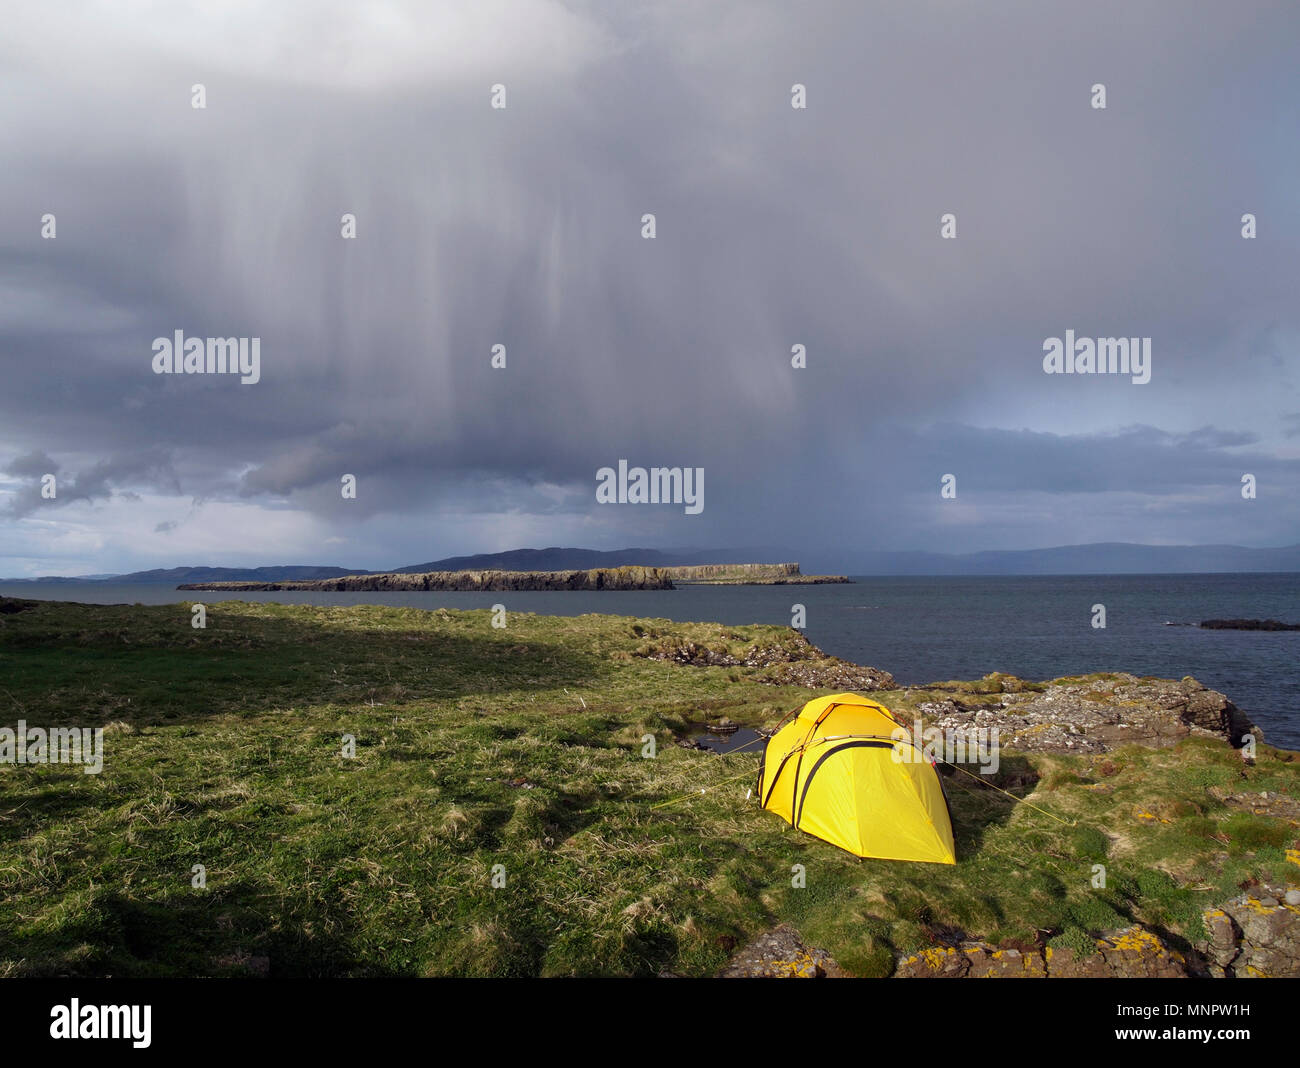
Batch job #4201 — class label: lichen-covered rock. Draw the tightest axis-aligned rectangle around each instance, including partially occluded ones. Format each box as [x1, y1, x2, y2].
[719, 924, 849, 978]
[919, 673, 1259, 754]
[896, 926, 1191, 978]
[1047, 928, 1192, 978]
[894, 943, 1047, 977]
[893, 890, 1300, 979]
[634, 629, 896, 690]
[1195, 887, 1300, 977]
[639, 638, 742, 667]
[755, 658, 895, 691]
[1201, 909, 1243, 977]
[1209, 788, 1300, 822]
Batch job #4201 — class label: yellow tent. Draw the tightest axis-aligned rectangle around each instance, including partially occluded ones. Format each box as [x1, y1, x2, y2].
[757, 693, 956, 864]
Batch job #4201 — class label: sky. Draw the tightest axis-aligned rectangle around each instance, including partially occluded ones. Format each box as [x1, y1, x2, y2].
[1, 0, 1297, 576]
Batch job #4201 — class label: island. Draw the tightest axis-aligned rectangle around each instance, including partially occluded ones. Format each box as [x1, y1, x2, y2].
[176, 562, 851, 592]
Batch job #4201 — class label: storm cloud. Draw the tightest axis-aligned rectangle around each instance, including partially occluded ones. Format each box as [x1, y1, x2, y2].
[1, 1, 1297, 575]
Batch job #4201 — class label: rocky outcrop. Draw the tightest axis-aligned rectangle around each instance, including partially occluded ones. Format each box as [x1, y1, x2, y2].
[179, 566, 674, 592]
[664, 563, 850, 584]
[1197, 885, 1300, 977]
[917, 673, 1260, 753]
[755, 658, 896, 691]
[1209, 787, 1300, 822]
[725, 892, 1300, 978]
[893, 889, 1300, 978]
[718, 925, 849, 978]
[633, 629, 896, 691]
[666, 562, 802, 581]
[895, 927, 1194, 978]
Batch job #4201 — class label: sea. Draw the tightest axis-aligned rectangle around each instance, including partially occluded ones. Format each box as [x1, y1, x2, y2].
[3, 572, 1297, 749]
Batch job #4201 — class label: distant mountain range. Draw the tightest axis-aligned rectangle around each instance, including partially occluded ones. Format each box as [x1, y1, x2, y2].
[4, 565, 372, 585]
[1, 548, 783, 584]
[5, 542, 1300, 583]
[389, 547, 783, 574]
[844, 542, 1300, 576]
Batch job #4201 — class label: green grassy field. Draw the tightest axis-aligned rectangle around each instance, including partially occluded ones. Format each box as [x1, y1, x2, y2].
[1, 597, 1296, 976]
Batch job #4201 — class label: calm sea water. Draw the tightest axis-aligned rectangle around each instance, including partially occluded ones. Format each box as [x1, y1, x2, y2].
[4, 573, 1297, 748]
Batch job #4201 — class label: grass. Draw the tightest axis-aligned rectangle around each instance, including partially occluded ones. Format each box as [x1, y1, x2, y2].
[1, 597, 1297, 977]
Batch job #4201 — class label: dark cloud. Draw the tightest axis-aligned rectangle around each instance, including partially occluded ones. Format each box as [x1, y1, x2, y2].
[1, 1, 1297, 573]
[2, 449, 181, 519]
[4, 450, 58, 477]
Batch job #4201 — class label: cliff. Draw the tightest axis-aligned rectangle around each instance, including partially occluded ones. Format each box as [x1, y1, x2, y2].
[661, 562, 850, 584]
[178, 565, 674, 592]
[177, 562, 850, 590]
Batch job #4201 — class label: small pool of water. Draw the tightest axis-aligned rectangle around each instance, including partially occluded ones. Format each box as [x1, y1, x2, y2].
[688, 726, 766, 755]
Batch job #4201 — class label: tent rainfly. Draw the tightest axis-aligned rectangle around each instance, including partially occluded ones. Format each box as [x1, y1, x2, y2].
[757, 692, 956, 864]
